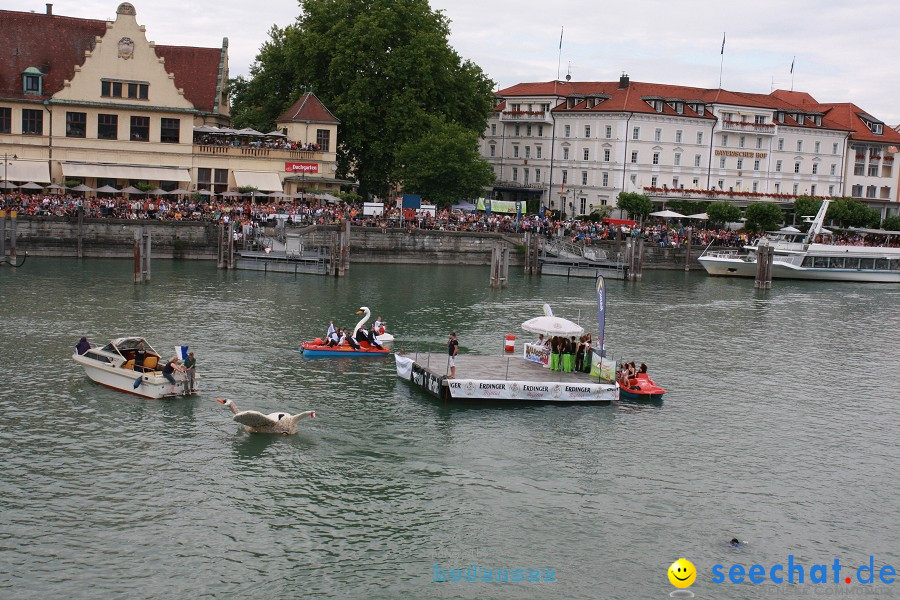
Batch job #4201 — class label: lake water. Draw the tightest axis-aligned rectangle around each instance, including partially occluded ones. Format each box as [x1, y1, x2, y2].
[1, 259, 899, 599]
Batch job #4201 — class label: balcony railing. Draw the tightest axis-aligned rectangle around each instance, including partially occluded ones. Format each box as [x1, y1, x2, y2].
[721, 120, 777, 135]
[194, 145, 326, 160]
[643, 186, 804, 202]
[499, 110, 552, 123]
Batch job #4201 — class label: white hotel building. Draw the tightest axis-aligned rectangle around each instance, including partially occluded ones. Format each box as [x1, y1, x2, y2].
[481, 75, 900, 220]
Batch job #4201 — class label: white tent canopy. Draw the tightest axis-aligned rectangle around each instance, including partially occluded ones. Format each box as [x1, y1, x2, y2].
[686, 212, 708, 220]
[521, 304, 584, 337]
[232, 171, 283, 192]
[649, 210, 685, 218]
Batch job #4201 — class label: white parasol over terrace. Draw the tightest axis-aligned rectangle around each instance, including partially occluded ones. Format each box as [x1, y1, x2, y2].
[521, 304, 584, 337]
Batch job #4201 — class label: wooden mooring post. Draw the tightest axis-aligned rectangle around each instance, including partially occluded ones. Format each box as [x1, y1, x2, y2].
[625, 236, 644, 281]
[524, 232, 540, 274]
[0, 209, 6, 262]
[216, 221, 225, 269]
[338, 220, 350, 276]
[77, 204, 84, 258]
[490, 243, 510, 287]
[754, 245, 774, 289]
[684, 226, 692, 271]
[133, 227, 151, 284]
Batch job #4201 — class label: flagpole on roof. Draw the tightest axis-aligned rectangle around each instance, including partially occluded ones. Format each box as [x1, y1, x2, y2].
[556, 26, 564, 82]
[718, 32, 725, 88]
[790, 56, 795, 91]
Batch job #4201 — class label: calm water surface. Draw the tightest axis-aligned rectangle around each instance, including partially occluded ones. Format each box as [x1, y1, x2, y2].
[1, 259, 899, 599]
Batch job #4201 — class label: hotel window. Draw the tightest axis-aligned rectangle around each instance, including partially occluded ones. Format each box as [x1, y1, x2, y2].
[562, 169, 568, 184]
[564, 125, 570, 138]
[490, 124, 496, 136]
[832, 142, 839, 154]
[753, 160, 760, 171]
[526, 125, 532, 136]
[717, 179, 724, 189]
[719, 157, 726, 168]
[580, 198, 586, 214]
[535, 169, 541, 182]
[652, 152, 660, 165]
[756, 137, 763, 149]
[127, 83, 148, 100]
[630, 174, 637, 185]
[583, 148, 589, 161]
[562, 147, 568, 160]
[584, 125, 591, 138]
[737, 158, 743, 170]
[793, 183, 799, 195]
[513, 146, 519, 158]
[651, 176, 658, 187]
[160, 118, 180, 144]
[674, 153, 681, 166]
[130, 116, 149, 141]
[631, 151, 638, 164]
[316, 129, 331, 151]
[603, 149, 610, 161]
[214, 169, 228, 191]
[675, 130, 682, 143]
[0, 107, 10, 133]
[489, 145, 495, 157]
[525, 146, 531, 159]
[739, 136, 745, 148]
[632, 127, 640, 140]
[512, 167, 518, 181]
[605, 125, 612, 139]
[24, 73, 41, 94]
[752, 181, 759, 193]
[694, 154, 701, 167]
[811, 163, 818, 175]
[755, 115, 766, 124]
[794, 162, 800, 173]
[515, 125, 521, 136]
[810, 184, 816, 196]
[22, 109, 43, 135]
[775, 183, 781, 193]
[524, 168, 529, 184]
[655, 128, 662, 142]
[602, 172, 609, 186]
[851, 184, 862, 196]
[536, 146, 542, 159]
[197, 168, 212, 188]
[722, 112, 733, 121]
[868, 163, 878, 177]
[581, 171, 588, 185]
[697, 132, 703, 145]
[778, 138, 784, 150]
[830, 164, 836, 175]
[98, 113, 117, 140]
[693, 178, 699, 187]
[828, 185, 834, 196]
[66, 111, 87, 138]
[673, 176, 679, 188]
[814, 141, 820, 153]
[797, 140, 803, 152]
[538, 125, 544, 137]
[722, 134, 728, 147]
[776, 160, 782, 172]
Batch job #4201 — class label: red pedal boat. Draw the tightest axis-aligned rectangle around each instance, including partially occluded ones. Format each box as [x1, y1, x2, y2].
[299, 338, 390, 357]
[617, 372, 666, 400]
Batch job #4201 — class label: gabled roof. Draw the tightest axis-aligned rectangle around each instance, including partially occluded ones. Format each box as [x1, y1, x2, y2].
[276, 92, 340, 124]
[0, 8, 222, 112]
[816, 103, 900, 144]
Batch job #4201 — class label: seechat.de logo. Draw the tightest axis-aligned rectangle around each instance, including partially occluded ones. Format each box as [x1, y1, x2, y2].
[668, 558, 697, 588]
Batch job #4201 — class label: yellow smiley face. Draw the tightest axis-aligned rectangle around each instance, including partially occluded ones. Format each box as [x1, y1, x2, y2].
[668, 558, 696, 588]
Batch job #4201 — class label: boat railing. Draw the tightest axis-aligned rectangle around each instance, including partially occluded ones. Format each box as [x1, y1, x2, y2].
[702, 249, 743, 259]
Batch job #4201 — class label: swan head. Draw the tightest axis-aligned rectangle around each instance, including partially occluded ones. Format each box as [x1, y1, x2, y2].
[310, 411, 316, 419]
[356, 306, 370, 315]
[216, 398, 233, 407]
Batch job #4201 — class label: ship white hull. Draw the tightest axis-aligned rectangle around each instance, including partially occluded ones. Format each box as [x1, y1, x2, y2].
[699, 256, 900, 283]
[73, 353, 193, 399]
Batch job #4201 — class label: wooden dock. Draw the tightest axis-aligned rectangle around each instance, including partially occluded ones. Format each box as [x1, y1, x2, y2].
[396, 352, 618, 403]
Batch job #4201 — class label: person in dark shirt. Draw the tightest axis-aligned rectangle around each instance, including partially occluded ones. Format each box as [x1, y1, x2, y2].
[162, 357, 183, 385]
[448, 332, 459, 378]
[75, 337, 91, 355]
[134, 342, 147, 368]
[183, 352, 196, 391]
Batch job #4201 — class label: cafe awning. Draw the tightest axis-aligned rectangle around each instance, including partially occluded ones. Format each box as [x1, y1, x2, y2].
[232, 171, 283, 192]
[61, 162, 191, 182]
[1, 160, 50, 183]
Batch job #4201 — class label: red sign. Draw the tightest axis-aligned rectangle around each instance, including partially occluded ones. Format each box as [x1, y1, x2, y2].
[285, 162, 319, 174]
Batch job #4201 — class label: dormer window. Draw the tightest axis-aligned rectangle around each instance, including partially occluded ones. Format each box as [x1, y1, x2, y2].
[675, 102, 684, 114]
[797, 114, 805, 125]
[814, 116, 822, 126]
[22, 67, 43, 95]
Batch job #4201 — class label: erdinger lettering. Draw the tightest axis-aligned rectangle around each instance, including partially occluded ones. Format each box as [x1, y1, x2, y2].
[479, 383, 506, 390]
[564, 386, 591, 393]
[523, 385, 549, 392]
[712, 556, 896, 585]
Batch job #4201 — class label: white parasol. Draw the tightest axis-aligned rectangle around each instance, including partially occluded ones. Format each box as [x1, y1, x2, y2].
[521, 304, 584, 337]
[649, 209, 685, 218]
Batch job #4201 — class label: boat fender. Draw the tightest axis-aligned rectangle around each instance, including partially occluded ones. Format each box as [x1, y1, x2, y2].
[133, 376, 143, 389]
[314, 338, 323, 345]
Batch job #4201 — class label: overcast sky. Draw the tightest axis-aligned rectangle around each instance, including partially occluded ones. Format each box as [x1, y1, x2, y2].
[51, 0, 900, 124]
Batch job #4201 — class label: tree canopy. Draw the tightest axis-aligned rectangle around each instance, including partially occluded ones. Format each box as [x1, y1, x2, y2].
[826, 197, 879, 228]
[793, 196, 822, 231]
[744, 202, 783, 232]
[705, 201, 741, 227]
[882, 215, 900, 231]
[228, 0, 496, 200]
[616, 192, 653, 221]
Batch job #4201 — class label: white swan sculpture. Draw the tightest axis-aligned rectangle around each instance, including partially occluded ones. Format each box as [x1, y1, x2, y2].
[217, 398, 316, 435]
[352, 306, 394, 342]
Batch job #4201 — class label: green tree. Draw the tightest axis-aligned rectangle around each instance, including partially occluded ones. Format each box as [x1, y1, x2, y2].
[744, 202, 784, 232]
[397, 119, 494, 206]
[881, 215, 900, 231]
[616, 192, 653, 221]
[706, 201, 741, 227]
[827, 197, 879, 228]
[230, 0, 496, 200]
[793, 195, 822, 231]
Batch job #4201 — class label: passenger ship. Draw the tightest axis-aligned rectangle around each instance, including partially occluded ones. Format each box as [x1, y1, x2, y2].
[698, 199, 900, 283]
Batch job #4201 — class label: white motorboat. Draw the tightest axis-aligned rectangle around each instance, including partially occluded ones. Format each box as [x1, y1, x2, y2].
[699, 199, 900, 282]
[72, 337, 196, 399]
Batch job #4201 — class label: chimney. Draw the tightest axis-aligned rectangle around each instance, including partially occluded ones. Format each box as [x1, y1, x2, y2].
[618, 73, 630, 89]
[46, 3, 53, 15]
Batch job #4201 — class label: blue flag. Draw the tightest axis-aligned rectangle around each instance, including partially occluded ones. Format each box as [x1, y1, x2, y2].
[596, 275, 606, 357]
[484, 199, 492, 216]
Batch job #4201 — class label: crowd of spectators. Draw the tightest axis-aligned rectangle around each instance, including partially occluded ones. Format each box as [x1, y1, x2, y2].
[3, 192, 898, 248]
[193, 134, 322, 152]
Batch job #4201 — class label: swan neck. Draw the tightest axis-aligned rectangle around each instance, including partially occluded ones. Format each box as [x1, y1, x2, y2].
[352, 308, 371, 337]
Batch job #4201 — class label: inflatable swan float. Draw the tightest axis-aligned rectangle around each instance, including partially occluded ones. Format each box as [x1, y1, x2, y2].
[353, 306, 394, 342]
[217, 398, 316, 434]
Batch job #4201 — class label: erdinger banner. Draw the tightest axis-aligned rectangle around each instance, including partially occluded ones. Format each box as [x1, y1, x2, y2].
[446, 379, 617, 402]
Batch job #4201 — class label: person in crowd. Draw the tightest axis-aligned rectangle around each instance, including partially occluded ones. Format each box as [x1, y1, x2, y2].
[183, 352, 196, 392]
[134, 342, 147, 369]
[582, 337, 592, 373]
[367, 323, 383, 349]
[325, 320, 336, 343]
[341, 327, 360, 350]
[574, 336, 585, 372]
[639, 363, 648, 374]
[75, 337, 91, 355]
[448, 331, 458, 378]
[161, 356, 184, 385]
[534, 333, 546, 347]
[549, 337, 560, 371]
[325, 326, 340, 347]
[373, 316, 386, 335]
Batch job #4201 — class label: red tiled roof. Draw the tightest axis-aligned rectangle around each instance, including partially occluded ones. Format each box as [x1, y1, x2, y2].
[276, 92, 340, 124]
[0, 11, 107, 100]
[0, 9, 222, 112]
[816, 103, 900, 144]
[156, 45, 222, 113]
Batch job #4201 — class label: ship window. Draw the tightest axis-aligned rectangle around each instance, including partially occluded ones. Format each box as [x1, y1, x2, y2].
[829, 257, 845, 269]
[875, 258, 890, 270]
[814, 257, 828, 268]
[860, 258, 875, 270]
[845, 258, 860, 270]
[802, 257, 814, 267]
